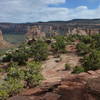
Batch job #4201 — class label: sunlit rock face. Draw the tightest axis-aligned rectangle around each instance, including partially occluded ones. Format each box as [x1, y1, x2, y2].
[0, 19, 100, 37]
[26, 26, 46, 40]
[26, 25, 100, 39]
[0, 30, 3, 41]
[0, 30, 12, 48]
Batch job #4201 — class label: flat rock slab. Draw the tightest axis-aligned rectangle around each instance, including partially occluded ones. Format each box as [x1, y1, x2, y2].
[8, 96, 32, 100]
[87, 77, 100, 96]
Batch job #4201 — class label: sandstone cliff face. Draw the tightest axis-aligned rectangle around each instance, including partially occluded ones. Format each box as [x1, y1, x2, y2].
[0, 19, 100, 38]
[0, 30, 12, 48]
[26, 24, 100, 39]
[26, 26, 46, 40]
[0, 30, 3, 41]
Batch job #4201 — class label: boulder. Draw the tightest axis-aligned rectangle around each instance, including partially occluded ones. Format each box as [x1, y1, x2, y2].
[87, 77, 100, 97]
[8, 71, 100, 100]
[8, 96, 32, 100]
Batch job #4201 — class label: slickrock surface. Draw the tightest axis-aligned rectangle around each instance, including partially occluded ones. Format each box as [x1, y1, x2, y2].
[9, 70, 100, 100]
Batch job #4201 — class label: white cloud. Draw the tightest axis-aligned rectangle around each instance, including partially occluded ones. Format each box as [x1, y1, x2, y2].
[45, 0, 66, 4]
[0, 0, 100, 22]
[76, 6, 88, 10]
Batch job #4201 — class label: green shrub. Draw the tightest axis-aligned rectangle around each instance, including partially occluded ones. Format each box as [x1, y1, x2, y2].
[91, 34, 100, 49]
[52, 36, 66, 54]
[0, 78, 24, 100]
[2, 45, 30, 65]
[31, 40, 48, 61]
[2, 53, 12, 62]
[83, 50, 100, 71]
[0, 68, 5, 73]
[4, 78, 24, 96]
[76, 42, 90, 55]
[0, 88, 9, 100]
[65, 64, 71, 70]
[7, 67, 25, 80]
[27, 61, 42, 72]
[72, 66, 85, 74]
[80, 35, 93, 44]
[8, 61, 18, 68]
[5, 61, 43, 89]
[12, 50, 28, 65]
[25, 61, 43, 88]
[25, 72, 43, 88]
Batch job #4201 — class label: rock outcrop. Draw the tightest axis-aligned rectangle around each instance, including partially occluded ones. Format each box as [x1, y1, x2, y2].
[9, 70, 100, 100]
[26, 24, 100, 39]
[0, 30, 3, 41]
[0, 30, 12, 48]
[26, 26, 46, 40]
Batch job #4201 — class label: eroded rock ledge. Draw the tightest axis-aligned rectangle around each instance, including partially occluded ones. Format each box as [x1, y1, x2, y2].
[0, 30, 12, 49]
[8, 70, 100, 100]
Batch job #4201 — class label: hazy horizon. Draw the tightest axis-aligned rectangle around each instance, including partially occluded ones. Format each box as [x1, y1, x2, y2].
[0, 18, 100, 24]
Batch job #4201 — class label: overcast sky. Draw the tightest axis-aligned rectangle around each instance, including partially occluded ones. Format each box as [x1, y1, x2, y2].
[0, 0, 100, 23]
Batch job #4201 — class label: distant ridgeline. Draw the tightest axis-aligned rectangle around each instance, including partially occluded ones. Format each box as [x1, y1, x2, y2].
[0, 19, 100, 37]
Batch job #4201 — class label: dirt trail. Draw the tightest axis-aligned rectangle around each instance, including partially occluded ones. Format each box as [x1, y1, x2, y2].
[42, 53, 81, 83]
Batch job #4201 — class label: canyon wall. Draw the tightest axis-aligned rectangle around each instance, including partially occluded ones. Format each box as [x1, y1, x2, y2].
[27, 25, 100, 37]
[0, 19, 100, 37]
[0, 30, 3, 41]
[26, 24, 100, 39]
[0, 30, 12, 48]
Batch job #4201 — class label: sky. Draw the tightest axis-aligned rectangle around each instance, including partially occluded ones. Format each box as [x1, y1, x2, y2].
[0, 0, 100, 23]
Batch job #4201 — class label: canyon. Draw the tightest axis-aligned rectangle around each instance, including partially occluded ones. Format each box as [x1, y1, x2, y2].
[0, 19, 100, 100]
[0, 19, 100, 37]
